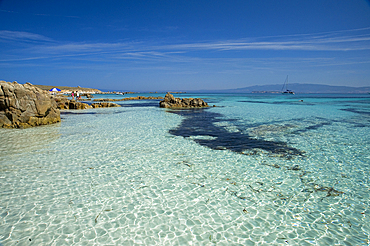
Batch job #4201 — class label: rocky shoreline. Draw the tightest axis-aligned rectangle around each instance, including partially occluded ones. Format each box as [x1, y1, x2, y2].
[0, 81, 210, 128]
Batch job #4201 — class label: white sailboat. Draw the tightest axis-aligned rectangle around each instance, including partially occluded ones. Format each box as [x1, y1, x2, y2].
[281, 75, 295, 94]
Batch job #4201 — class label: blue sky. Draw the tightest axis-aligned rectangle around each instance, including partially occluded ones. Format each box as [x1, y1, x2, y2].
[1, 0, 370, 91]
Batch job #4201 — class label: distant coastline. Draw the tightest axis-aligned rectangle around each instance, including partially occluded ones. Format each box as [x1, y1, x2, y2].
[34, 85, 189, 95]
[33, 83, 370, 94]
[221, 83, 370, 94]
[34, 85, 101, 94]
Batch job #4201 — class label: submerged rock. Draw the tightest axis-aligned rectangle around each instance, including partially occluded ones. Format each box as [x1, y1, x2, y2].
[159, 92, 209, 108]
[0, 81, 61, 128]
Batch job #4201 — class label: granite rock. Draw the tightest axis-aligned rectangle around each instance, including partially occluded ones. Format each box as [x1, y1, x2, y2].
[159, 92, 209, 108]
[0, 81, 61, 128]
[55, 98, 92, 110]
[68, 101, 92, 110]
[91, 102, 120, 108]
[93, 96, 163, 102]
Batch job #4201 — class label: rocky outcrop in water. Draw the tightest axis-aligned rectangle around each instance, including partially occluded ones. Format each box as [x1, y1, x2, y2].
[91, 102, 120, 108]
[55, 98, 92, 110]
[68, 101, 92, 110]
[0, 81, 61, 128]
[55, 98, 70, 109]
[93, 96, 163, 102]
[55, 98, 120, 109]
[81, 93, 93, 98]
[159, 93, 209, 108]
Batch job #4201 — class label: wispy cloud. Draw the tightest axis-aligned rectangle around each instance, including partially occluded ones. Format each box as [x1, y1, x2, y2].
[1, 27, 370, 64]
[163, 29, 370, 52]
[0, 30, 53, 43]
[0, 9, 80, 18]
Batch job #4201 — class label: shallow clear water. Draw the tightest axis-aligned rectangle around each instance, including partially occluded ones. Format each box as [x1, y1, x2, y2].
[0, 93, 369, 245]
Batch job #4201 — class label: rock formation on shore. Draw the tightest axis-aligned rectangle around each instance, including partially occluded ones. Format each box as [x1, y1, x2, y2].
[0, 81, 61, 128]
[159, 92, 209, 108]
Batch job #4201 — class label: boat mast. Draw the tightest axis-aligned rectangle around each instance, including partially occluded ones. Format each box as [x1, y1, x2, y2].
[281, 75, 288, 91]
[286, 75, 288, 91]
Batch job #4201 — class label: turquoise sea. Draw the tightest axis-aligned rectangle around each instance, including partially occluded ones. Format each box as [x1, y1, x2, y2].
[0, 93, 369, 245]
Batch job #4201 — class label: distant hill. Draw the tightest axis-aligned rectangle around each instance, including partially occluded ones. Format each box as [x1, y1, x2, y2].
[221, 83, 370, 94]
[34, 84, 101, 93]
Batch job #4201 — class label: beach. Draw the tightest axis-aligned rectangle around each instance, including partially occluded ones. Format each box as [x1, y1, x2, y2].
[0, 93, 369, 245]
